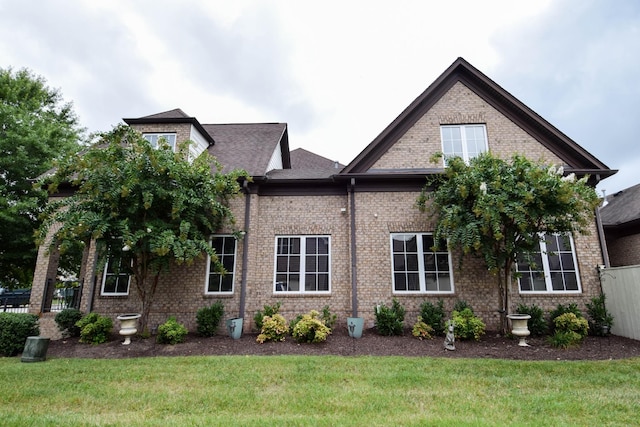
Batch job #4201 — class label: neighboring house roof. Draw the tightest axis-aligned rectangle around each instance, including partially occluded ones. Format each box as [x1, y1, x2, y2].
[341, 57, 616, 185]
[203, 123, 290, 176]
[290, 148, 344, 171]
[600, 183, 640, 230]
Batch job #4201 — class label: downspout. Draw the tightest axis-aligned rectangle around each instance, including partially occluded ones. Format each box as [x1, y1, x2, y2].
[595, 205, 610, 268]
[349, 178, 358, 317]
[239, 179, 251, 319]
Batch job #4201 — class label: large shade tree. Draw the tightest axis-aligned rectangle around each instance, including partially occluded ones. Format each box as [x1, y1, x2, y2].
[417, 153, 600, 332]
[37, 125, 246, 332]
[0, 67, 82, 288]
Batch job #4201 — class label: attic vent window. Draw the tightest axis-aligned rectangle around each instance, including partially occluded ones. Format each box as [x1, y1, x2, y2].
[440, 124, 487, 165]
[143, 133, 177, 151]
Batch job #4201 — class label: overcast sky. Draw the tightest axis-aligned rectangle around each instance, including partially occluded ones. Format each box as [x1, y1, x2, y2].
[1, 0, 638, 195]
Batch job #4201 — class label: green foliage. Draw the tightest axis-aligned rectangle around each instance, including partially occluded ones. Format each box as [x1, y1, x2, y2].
[76, 312, 113, 345]
[452, 308, 486, 341]
[320, 305, 337, 330]
[37, 125, 246, 332]
[549, 313, 589, 349]
[453, 300, 473, 314]
[412, 316, 434, 340]
[418, 153, 600, 318]
[0, 313, 39, 356]
[254, 301, 282, 329]
[419, 299, 446, 336]
[256, 314, 289, 343]
[0, 67, 83, 287]
[291, 310, 332, 343]
[374, 299, 406, 336]
[585, 294, 614, 336]
[196, 301, 224, 337]
[157, 316, 188, 345]
[54, 308, 83, 338]
[515, 303, 548, 336]
[549, 303, 583, 333]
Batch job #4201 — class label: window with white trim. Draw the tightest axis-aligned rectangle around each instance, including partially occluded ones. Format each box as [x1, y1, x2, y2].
[143, 133, 177, 151]
[391, 233, 453, 293]
[206, 236, 237, 294]
[101, 254, 132, 295]
[517, 234, 581, 293]
[440, 124, 488, 164]
[274, 236, 330, 293]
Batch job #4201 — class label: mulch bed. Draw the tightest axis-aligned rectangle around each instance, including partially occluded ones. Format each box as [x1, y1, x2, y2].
[44, 328, 640, 361]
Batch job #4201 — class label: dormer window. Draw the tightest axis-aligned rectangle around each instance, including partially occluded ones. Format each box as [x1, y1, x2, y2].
[440, 124, 488, 164]
[143, 133, 177, 151]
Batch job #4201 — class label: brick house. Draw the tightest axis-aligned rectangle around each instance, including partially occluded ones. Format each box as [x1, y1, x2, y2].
[31, 57, 615, 333]
[600, 183, 640, 267]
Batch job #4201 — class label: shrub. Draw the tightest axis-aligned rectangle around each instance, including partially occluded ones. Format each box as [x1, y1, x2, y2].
[452, 308, 486, 341]
[254, 301, 282, 330]
[515, 303, 548, 337]
[76, 312, 113, 345]
[374, 299, 406, 336]
[549, 303, 582, 333]
[549, 312, 589, 349]
[585, 294, 614, 336]
[55, 308, 83, 338]
[0, 313, 39, 357]
[320, 305, 337, 330]
[419, 299, 445, 336]
[411, 316, 434, 340]
[157, 316, 188, 345]
[453, 300, 473, 313]
[292, 310, 332, 343]
[256, 314, 289, 343]
[196, 301, 225, 337]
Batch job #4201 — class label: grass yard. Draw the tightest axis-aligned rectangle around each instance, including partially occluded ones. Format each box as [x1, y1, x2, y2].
[2, 355, 639, 426]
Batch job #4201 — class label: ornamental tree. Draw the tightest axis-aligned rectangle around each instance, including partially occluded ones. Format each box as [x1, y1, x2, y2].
[37, 125, 246, 332]
[417, 153, 600, 333]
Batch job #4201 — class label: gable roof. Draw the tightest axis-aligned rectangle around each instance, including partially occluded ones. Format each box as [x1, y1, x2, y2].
[600, 183, 640, 230]
[341, 57, 615, 184]
[203, 123, 289, 176]
[290, 148, 344, 171]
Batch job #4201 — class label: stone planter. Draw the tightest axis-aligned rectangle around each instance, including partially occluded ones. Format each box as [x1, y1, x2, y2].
[226, 317, 243, 339]
[21, 336, 50, 362]
[347, 317, 364, 339]
[117, 313, 141, 345]
[507, 313, 531, 347]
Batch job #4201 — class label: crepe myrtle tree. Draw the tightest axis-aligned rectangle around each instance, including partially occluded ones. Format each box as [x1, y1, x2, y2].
[417, 153, 600, 333]
[37, 125, 247, 333]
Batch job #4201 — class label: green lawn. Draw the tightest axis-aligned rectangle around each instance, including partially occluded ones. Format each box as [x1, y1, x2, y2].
[2, 355, 639, 426]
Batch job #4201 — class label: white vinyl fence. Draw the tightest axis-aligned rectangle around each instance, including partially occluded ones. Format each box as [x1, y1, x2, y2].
[600, 265, 640, 341]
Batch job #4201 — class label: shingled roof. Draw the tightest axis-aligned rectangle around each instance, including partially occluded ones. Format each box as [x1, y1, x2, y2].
[600, 183, 640, 229]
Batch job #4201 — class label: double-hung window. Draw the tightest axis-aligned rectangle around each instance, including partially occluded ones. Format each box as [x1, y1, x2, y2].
[274, 236, 330, 293]
[440, 124, 488, 164]
[205, 236, 237, 294]
[517, 233, 581, 293]
[101, 254, 132, 296]
[391, 233, 453, 293]
[143, 133, 177, 151]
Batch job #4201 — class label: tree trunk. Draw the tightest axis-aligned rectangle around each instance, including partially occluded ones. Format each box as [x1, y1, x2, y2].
[135, 270, 160, 335]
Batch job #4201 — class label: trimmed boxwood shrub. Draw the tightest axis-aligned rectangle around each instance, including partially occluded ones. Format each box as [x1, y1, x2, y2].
[55, 308, 83, 338]
[374, 299, 406, 336]
[0, 313, 40, 356]
[76, 312, 113, 344]
[515, 303, 548, 337]
[196, 301, 224, 337]
[419, 299, 446, 336]
[157, 316, 188, 345]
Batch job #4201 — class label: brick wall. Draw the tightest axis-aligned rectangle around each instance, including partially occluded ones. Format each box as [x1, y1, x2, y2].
[606, 233, 640, 267]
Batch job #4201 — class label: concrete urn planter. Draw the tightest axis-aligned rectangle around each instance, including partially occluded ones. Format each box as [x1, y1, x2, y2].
[507, 313, 531, 347]
[117, 313, 141, 345]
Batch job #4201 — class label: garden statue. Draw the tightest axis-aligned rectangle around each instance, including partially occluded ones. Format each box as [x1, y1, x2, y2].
[444, 320, 455, 351]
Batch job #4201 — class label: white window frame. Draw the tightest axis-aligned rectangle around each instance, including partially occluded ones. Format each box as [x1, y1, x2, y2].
[390, 233, 454, 294]
[101, 255, 132, 296]
[205, 235, 237, 295]
[517, 233, 582, 294]
[143, 133, 177, 151]
[273, 235, 331, 294]
[440, 124, 488, 164]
